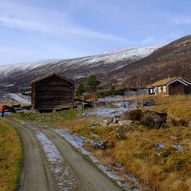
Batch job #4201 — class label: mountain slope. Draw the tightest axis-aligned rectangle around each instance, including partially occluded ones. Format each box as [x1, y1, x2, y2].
[1, 35, 191, 94]
[0, 47, 158, 93]
[107, 35, 191, 88]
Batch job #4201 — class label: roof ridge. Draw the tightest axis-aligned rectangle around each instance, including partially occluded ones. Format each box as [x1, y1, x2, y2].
[147, 77, 190, 87]
[31, 73, 74, 84]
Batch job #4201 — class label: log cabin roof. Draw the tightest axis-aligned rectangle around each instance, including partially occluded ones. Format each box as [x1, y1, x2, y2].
[147, 77, 191, 88]
[31, 73, 74, 85]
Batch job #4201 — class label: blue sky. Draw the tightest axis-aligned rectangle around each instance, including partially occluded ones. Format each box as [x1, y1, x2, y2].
[0, 0, 191, 65]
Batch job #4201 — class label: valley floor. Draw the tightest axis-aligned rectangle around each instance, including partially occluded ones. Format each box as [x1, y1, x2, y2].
[13, 95, 191, 191]
[2, 95, 191, 191]
[4, 117, 123, 191]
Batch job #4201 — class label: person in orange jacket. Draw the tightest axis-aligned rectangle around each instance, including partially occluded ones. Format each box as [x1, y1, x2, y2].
[0, 104, 5, 117]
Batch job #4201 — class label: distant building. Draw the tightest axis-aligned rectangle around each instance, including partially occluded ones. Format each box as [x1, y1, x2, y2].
[19, 87, 31, 96]
[31, 74, 74, 112]
[147, 77, 191, 96]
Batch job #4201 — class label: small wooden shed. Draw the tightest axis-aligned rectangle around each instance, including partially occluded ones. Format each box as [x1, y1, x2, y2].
[31, 74, 74, 112]
[147, 77, 191, 96]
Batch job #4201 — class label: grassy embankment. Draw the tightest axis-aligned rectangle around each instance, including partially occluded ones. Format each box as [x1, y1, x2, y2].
[17, 95, 191, 191]
[0, 120, 22, 191]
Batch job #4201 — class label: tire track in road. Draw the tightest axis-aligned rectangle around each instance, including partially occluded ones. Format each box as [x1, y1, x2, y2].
[41, 128, 123, 191]
[36, 130, 79, 191]
[5, 119, 55, 191]
[8, 118, 124, 191]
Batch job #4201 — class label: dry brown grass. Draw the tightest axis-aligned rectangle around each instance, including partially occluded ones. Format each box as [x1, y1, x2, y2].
[153, 95, 191, 120]
[124, 95, 191, 120]
[0, 120, 22, 191]
[16, 96, 191, 190]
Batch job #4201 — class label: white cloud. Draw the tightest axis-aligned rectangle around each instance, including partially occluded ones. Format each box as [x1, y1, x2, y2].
[0, 0, 125, 42]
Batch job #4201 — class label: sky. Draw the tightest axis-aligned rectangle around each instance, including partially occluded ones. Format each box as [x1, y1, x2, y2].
[0, 0, 191, 66]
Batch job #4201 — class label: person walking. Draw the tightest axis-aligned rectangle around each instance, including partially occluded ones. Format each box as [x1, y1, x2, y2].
[0, 104, 5, 117]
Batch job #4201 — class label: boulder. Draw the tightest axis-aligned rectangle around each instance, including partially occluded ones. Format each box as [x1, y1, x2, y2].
[118, 120, 132, 126]
[123, 109, 167, 129]
[141, 110, 167, 129]
[92, 141, 114, 150]
[125, 109, 142, 121]
[112, 115, 120, 123]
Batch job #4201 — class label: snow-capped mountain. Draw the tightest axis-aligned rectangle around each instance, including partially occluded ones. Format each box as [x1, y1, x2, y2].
[0, 59, 61, 75]
[0, 46, 158, 73]
[0, 46, 158, 93]
[107, 35, 191, 88]
[1, 35, 191, 94]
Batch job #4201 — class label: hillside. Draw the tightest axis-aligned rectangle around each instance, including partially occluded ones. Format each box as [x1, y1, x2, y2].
[1, 35, 191, 94]
[108, 35, 191, 88]
[0, 47, 157, 93]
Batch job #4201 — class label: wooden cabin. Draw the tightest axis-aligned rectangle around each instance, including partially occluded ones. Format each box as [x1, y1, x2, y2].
[31, 74, 74, 112]
[147, 77, 191, 96]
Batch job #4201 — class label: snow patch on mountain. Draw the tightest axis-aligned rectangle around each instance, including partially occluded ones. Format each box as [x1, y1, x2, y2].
[0, 59, 61, 74]
[0, 46, 159, 74]
[86, 46, 159, 65]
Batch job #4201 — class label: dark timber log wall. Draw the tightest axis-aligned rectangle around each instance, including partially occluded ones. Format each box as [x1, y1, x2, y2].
[31, 74, 74, 111]
[168, 82, 184, 95]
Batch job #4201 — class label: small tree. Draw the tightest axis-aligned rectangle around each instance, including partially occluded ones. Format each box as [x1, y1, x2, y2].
[86, 75, 101, 93]
[76, 83, 86, 98]
[110, 86, 116, 95]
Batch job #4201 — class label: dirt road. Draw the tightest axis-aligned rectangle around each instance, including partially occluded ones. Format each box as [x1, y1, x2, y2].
[6, 118, 123, 191]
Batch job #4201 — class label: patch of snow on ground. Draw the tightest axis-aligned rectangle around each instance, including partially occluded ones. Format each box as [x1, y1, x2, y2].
[1, 109, 29, 116]
[8, 93, 31, 105]
[156, 144, 165, 149]
[36, 131, 77, 191]
[172, 144, 184, 152]
[36, 131, 62, 162]
[85, 100, 138, 117]
[53, 128, 140, 191]
[89, 108, 126, 116]
[53, 129, 99, 163]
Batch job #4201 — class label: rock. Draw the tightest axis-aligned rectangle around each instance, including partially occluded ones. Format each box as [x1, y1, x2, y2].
[118, 120, 132, 126]
[112, 115, 120, 123]
[124, 110, 142, 121]
[92, 141, 114, 150]
[141, 110, 167, 129]
[101, 120, 109, 126]
[90, 124, 97, 129]
[124, 109, 167, 129]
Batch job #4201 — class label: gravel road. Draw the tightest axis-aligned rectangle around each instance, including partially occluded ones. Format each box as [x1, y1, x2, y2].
[6, 118, 123, 191]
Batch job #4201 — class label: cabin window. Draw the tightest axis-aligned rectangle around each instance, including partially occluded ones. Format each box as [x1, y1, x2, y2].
[158, 87, 161, 93]
[150, 89, 154, 94]
[163, 86, 166, 92]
